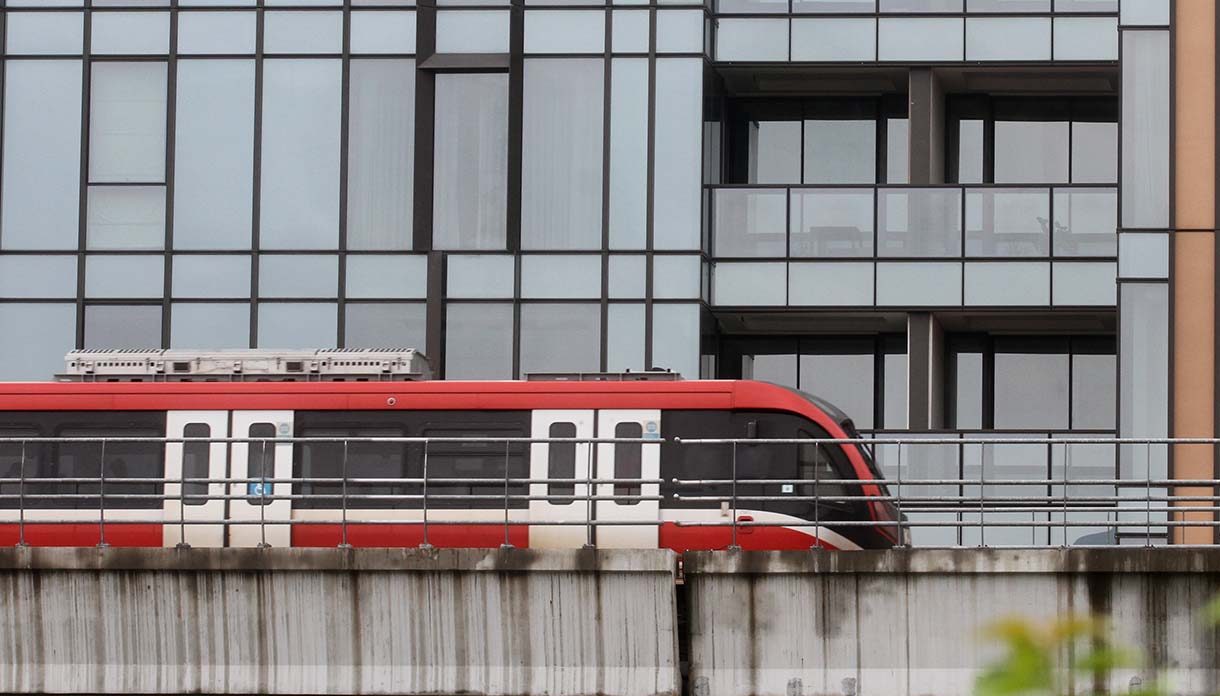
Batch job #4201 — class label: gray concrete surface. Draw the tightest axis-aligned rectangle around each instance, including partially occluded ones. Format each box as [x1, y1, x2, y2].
[0, 548, 680, 695]
[683, 549, 1220, 696]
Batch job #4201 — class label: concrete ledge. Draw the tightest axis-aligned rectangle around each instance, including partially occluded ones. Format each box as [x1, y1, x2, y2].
[683, 548, 1220, 575]
[0, 546, 678, 573]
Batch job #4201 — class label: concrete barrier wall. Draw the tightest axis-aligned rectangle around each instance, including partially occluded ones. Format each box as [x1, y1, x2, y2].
[0, 547, 680, 695]
[683, 550, 1220, 696]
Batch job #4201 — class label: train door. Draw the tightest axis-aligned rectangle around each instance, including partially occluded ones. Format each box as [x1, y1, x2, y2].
[595, 410, 661, 548]
[162, 411, 228, 548]
[228, 411, 294, 547]
[529, 410, 593, 548]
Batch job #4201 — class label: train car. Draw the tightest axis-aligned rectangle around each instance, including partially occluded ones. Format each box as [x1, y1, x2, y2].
[0, 380, 900, 550]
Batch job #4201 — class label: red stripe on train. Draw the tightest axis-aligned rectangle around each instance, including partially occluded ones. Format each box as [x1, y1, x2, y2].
[292, 524, 531, 549]
[659, 522, 839, 551]
[0, 523, 163, 547]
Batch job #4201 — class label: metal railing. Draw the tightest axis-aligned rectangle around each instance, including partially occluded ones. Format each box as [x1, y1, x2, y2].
[0, 435, 1213, 549]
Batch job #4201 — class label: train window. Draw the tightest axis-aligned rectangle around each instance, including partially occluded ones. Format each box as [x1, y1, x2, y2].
[614, 422, 643, 504]
[56, 426, 164, 510]
[246, 423, 276, 504]
[547, 422, 576, 505]
[0, 427, 38, 510]
[797, 430, 847, 504]
[294, 426, 411, 509]
[182, 423, 210, 506]
[421, 423, 529, 509]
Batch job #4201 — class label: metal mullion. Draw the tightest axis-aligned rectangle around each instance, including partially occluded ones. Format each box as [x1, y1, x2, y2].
[162, 4, 178, 348]
[600, 7, 611, 372]
[75, 1, 93, 349]
[249, 3, 265, 348]
[337, 1, 352, 348]
[0, 9, 6, 250]
[643, 3, 655, 368]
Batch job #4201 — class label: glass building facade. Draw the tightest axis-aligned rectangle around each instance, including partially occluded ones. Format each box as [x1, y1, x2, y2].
[0, 0, 1200, 540]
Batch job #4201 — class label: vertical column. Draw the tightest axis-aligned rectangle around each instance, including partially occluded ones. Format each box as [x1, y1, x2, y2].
[1172, 0, 1216, 544]
[907, 68, 944, 187]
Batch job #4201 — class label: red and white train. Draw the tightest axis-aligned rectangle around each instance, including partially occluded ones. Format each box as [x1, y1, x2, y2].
[0, 380, 900, 550]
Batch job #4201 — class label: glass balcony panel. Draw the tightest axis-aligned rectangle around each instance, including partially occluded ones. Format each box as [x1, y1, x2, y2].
[713, 188, 787, 257]
[877, 188, 962, 257]
[1052, 187, 1117, 257]
[789, 188, 874, 258]
[964, 188, 1050, 257]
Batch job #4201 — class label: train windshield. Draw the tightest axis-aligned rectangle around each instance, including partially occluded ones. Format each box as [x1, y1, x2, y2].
[780, 386, 888, 484]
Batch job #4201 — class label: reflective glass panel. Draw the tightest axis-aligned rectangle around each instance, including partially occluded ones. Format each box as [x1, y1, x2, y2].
[433, 73, 509, 250]
[170, 303, 250, 349]
[347, 59, 414, 250]
[803, 120, 876, 184]
[86, 256, 164, 298]
[1071, 121, 1117, 184]
[519, 303, 601, 377]
[653, 59, 703, 250]
[1052, 188, 1116, 257]
[445, 303, 513, 379]
[877, 188, 962, 257]
[964, 188, 1050, 257]
[172, 255, 251, 298]
[87, 186, 165, 250]
[85, 304, 162, 348]
[0, 304, 76, 380]
[345, 303, 426, 347]
[994, 121, 1069, 184]
[257, 303, 337, 347]
[89, 61, 167, 183]
[609, 58, 649, 249]
[790, 189, 874, 258]
[713, 188, 787, 257]
[994, 350, 1069, 429]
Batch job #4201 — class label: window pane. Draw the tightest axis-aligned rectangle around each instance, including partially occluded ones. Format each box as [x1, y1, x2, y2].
[174, 59, 255, 250]
[350, 11, 416, 54]
[713, 262, 786, 305]
[954, 351, 983, 429]
[520, 255, 601, 298]
[789, 189, 874, 258]
[883, 350, 907, 429]
[803, 120, 876, 184]
[525, 10, 604, 53]
[246, 423, 276, 500]
[347, 59, 414, 250]
[994, 121, 1068, 184]
[1120, 283, 1167, 476]
[994, 351, 1069, 429]
[178, 11, 256, 54]
[1120, 31, 1169, 228]
[653, 59, 702, 250]
[447, 255, 516, 299]
[716, 18, 788, 61]
[791, 18, 876, 61]
[963, 262, 1050, 306]
[966, 18, 1050, 61]
[878, 17, 963, 61]
[0, 256, 77, 299]
[744, 353, 797, 387]
[547, 422, 576, 502]
[1071, 121, 1117, 184]
[85, 255, 164, 298]
[433, 74, 509, 250]
[259, 59, 342, 249]
[522, 59, 604, 250]
[957, 119, 984, 184]
[609, 58, 649, 249]
[886, 118, 908, 184]
[6, 12, 84, 54]
[1118, 232, 1168, 279]
[259, 255, 338, 298]
[656, 10, 701, 53]
[877, 188, 962, 257]
[170, 303, 250, 348]
[519, 303, 601, 376]
[799, 349, 875, 430]
[435, 10, 510, 53]
[263, 11, 342, 54]
[965, 188, 1049, 257]
[1053, 17, 1117, 61]
[875, 261, 962, 306]
[346, 255, 427, 299]
[1051, 261, 1115, 306]
[445, 303, 513, 379]
[182, 423, 211, 504]
[2, 61, 82, 250]
[173, 255, 251, 298]
[0, 304, 76, 380]
[653, 255, 701, 299]
[258, 303, 337, 347]
[746, 121, 801, 185]
[651, 303, 699, 379]
[87, 186, 165, 250]
[607, 303, 645, 372]
[85, 305, 162, 348]
[1072, 352, 1115, 429]
[614, 422, 643, 501]
[90, 62, 167, 183]
[345, 303, 426, 347]
[612, 10, 649, 52]
[91, 12, 169, 54]
[788, 262, 874, 306]
[608, 255, 646, 299]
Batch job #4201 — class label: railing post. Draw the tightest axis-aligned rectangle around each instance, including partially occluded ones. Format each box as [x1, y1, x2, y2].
[97, 440, 108, 549]
[1146, 441, 1152, 547]
[177, 447, 189, 550]
[17, 441, 26, 548]
[258, 438, 269, 549]
[978, 444, 985, 548]
[1061, 441, 1069, 548]
[501, 441, 513, 550]
[420, 440, 431, 549]
[895, 441, 904, 547]
[812, 442, 820, 551]
[729, 442, 739, 551]
[339, 440, 351, 550]
[584, 438, 594, 549]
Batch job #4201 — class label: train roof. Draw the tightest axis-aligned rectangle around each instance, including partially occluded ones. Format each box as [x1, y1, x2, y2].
[0, 379, 851, 435]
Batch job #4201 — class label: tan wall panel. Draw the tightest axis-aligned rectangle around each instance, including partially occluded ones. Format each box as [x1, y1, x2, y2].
[1175, 0, 1216, 230]
[1172, 233, 1215, 544]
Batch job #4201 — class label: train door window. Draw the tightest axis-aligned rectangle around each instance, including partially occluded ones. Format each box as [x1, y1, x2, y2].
[420, 422, 529, 509]
[294, 425, 411, 509]
[0, 427, 38, 510]
[614, 422, 643, 503]
[182, 423, 211, 505]
[246, 423, 276, 503]
[547, 422, 576, 504]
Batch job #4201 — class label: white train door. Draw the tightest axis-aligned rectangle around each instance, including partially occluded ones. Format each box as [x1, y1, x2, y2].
[596, 410, 661, 548]
[529, 410, 593, 548]
[228, 411, 294, 547]
[162, 411, 228, 548]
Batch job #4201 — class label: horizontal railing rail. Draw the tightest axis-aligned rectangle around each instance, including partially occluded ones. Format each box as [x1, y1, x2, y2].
[0, 435, 1213, 549]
